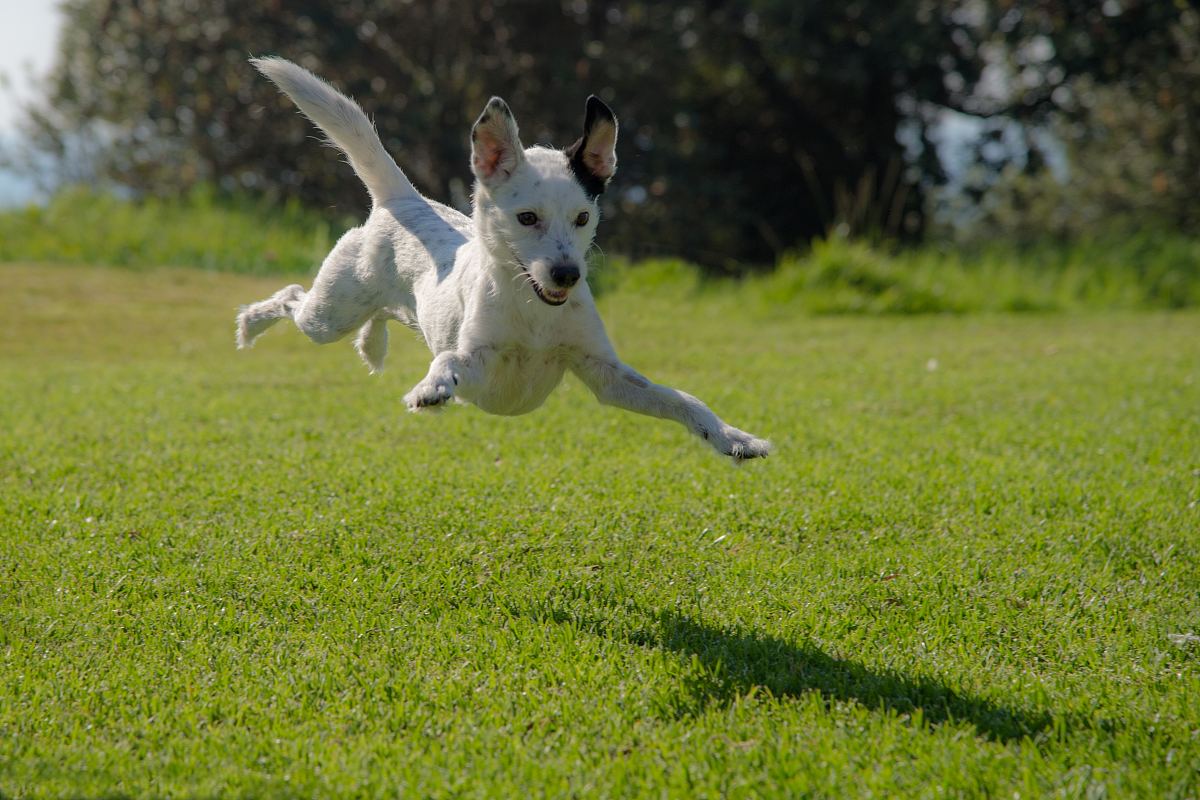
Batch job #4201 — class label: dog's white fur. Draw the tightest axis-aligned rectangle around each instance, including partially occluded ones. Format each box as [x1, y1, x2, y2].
[236, 57, 770, 461]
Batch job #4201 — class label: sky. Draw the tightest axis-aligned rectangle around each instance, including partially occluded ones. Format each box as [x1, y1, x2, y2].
[0, 0, 60, 133]
[0, 0, 60, 205]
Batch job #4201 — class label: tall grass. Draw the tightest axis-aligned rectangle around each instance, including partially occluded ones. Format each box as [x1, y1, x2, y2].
[751, 234, 1200, 313]
[0, 186, 348, 275]
[2, 188, 1197, 312]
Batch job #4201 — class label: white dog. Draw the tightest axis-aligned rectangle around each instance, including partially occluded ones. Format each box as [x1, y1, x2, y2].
[236, 57, 770, 461]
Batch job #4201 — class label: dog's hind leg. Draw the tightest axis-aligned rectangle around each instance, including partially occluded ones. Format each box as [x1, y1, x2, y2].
[237, 225, 391, 352]
[236, 283, 306, 349]
[355, 314, 389, 373]
[288, 228, 393, 345]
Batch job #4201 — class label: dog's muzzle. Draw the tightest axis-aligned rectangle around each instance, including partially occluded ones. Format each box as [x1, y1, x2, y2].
[520, 262, 576, 306]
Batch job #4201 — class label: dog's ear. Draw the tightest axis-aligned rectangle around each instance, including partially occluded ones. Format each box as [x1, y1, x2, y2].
[471, 97, 525, 188]
[565, 95, 618, 198]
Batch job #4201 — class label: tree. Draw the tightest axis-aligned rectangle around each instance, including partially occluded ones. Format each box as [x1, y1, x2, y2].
[945, 0, 1200, 239]
[25, 1, 1191, 269]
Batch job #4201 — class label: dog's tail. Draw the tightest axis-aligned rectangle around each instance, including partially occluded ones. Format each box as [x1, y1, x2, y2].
[251, 56, 416, 206]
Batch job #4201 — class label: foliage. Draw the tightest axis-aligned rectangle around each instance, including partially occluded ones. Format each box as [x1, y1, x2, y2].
[9, 2, 1199, 268]
[8, 0, 997, 270]
[4, 188, 1199, 313]
[752, 234, 1200, 313]
[983, 0, 1196, 121]
[2, 263, 1198, 797]
[949, 3, 1200, 239]
[0, 186, 346, 274]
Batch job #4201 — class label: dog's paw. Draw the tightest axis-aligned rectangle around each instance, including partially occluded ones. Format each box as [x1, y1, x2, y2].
[404, 378, 455, 411]
[708, 425, 772, 463]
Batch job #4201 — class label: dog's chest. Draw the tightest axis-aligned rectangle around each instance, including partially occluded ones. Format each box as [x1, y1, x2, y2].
[465, 342, 570, 416]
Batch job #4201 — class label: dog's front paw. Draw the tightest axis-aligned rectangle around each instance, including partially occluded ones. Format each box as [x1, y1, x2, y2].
[708, 425, 772, 463]
[404, 377, 455, 411]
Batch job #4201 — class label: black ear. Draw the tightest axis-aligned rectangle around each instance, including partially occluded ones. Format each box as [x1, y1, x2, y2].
[565, 95, 618, 199]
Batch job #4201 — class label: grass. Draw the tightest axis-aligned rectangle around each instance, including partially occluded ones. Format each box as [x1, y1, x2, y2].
[0, 187, 347, 275]
[3, 188, 1200, 311]
[758, 233, 1200, 312]
[1, 262, 1199, 798]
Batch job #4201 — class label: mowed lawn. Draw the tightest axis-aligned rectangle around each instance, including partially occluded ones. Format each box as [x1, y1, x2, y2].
[1, 262, 1198, 799]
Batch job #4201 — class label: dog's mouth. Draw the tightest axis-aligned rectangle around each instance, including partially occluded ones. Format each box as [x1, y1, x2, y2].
[520, 266, 569, 306]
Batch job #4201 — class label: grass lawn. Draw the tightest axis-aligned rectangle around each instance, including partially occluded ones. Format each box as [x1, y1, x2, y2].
[1, 262, 1198, 798]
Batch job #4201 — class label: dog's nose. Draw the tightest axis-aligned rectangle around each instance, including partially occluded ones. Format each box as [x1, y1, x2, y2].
[550, 263, 580, 288]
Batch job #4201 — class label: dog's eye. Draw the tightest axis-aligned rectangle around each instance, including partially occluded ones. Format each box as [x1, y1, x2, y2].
[517, 211, 538, 226]
[574, 211, 590, 227]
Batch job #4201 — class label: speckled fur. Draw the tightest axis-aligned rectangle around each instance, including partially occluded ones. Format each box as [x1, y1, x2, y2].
[236, 57, 770, 461]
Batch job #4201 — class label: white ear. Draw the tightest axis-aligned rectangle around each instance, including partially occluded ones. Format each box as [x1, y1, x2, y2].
[566, 95, 618, 198]
[471, 97, 525, 187]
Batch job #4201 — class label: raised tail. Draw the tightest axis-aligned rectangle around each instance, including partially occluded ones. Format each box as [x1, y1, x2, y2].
[251, 56, 416, 206]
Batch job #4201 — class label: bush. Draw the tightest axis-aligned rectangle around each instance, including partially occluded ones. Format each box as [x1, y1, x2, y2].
[2, 188, 1198, 313]
[749, 235, 1200, 314]
[0, 185, 347, 274]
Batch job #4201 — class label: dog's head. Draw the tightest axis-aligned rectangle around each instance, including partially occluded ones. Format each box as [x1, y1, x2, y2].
[470, 95, 618, 306]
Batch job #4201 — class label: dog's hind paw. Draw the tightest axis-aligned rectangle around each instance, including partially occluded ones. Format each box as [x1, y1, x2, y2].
[235, 308, 263, 349]
[404, 378, 455, 411]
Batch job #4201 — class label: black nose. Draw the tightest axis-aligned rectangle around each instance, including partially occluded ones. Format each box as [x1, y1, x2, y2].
[550, 263, 580, 288]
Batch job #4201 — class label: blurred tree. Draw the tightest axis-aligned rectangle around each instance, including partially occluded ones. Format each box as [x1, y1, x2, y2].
[947, 0, 1200, 239]
[12, 0, 1193, 270]
[10, 0, 994, 271]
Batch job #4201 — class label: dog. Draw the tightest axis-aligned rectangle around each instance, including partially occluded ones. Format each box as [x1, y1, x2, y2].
[236, 57, 770, 461]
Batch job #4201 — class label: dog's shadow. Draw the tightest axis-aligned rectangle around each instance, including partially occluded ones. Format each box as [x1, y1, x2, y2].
[521, 591, 1060, 743]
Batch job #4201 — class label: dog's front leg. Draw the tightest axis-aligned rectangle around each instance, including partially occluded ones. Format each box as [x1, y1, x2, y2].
[404, 348, 488, 411]
[572, 354, 771, 461]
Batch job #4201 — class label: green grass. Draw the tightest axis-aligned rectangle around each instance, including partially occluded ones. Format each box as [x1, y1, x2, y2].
[0, 187, 347, 275]
[3, 188, 1200, 311]
[1, 262, 1199, 798]
[758, 234, 1200, 312]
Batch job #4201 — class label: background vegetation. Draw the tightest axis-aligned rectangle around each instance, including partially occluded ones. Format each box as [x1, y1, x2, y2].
[3, 188, 1198, 313]
[4, 0, 1198, 272]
